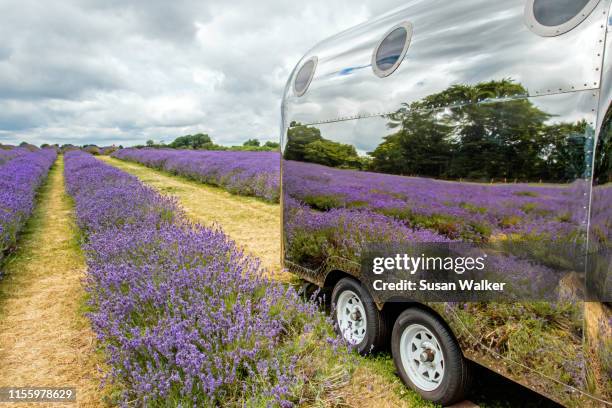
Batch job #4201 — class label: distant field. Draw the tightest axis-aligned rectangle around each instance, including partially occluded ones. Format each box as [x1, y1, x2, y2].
[112, 148, 280, 202]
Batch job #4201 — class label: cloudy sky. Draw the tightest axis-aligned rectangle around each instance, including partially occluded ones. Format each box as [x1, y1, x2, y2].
[0, 0, 403, 147]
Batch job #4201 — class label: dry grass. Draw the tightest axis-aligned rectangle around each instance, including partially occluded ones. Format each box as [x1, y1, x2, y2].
[0, 157, 103, 407]
[99, 156, 286, 280]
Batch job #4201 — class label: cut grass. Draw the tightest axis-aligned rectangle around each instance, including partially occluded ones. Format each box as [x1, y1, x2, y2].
[0, 156, 104, 407]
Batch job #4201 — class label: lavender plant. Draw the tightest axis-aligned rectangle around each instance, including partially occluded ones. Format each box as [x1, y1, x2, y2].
[64, 151, 348, 406]
[0, 148, 57, 263]
[0, 147, 29, 166]
[112, 148, 280, 202]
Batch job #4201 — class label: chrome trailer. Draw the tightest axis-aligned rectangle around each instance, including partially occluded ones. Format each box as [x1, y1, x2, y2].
[281, 0, 612, 406]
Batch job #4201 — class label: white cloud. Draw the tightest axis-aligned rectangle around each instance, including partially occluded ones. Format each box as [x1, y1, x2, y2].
[0, 0, 404, 146]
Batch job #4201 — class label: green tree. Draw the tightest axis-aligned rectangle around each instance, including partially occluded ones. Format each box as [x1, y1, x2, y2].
[369, 79, 588, 182]
[303, 139, 361, 168]
[243, 138, 260, 147]
[284, 122, 323, 161]
[146, 139, 155, 147]
[169, 133, 213, 149]
[371, 108, 452, 176]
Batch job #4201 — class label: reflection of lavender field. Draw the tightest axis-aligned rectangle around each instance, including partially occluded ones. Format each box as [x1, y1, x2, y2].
[590, 183, 612, 248]
[284, 160, 587, 243]
[283, 160, 587, 397]
[113, 148, 280, 202]
[282, 160, 593, 292]
[588, 183, 612, 307]
[0, 149, 57, 261]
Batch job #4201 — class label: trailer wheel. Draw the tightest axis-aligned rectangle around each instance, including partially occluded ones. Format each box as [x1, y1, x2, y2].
[331, 278, 387, 354]
[392, 308, 471, 405]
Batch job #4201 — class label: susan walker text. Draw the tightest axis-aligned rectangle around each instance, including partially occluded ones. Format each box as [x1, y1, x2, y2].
[372, 279, 507, 292]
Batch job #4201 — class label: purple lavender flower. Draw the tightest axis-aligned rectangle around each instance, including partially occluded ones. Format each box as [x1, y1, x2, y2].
[0, 148, 57, 263]
[64, 151, 345, 406]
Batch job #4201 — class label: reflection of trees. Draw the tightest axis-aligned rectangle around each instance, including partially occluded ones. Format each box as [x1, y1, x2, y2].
[284, 121, 366, 169]
[593, 106, 612, 186]
[370, 79, 590, 182]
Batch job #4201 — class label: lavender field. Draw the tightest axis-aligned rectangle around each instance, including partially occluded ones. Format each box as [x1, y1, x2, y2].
[64, 151, 348, 406]
[112, 148, 280, 202]
[0, 148, 57, 263]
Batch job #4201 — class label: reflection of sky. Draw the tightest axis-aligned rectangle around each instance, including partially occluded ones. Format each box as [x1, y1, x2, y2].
[308, 90, 598, 154]
[283, 0, 606, 128]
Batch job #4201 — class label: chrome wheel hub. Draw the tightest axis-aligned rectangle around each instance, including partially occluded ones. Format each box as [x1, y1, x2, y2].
[336, 290, 367, 345]
[399, 324, 445, 391]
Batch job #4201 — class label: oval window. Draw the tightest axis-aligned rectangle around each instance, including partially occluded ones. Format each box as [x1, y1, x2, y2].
[525, 0, 601, 37]
[294, 57, 317, 97]
[372, 22, 413, 78]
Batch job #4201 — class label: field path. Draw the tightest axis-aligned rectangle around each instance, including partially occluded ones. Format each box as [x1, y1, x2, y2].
[0, 156, 102, 407]
[99, 156, 284, 278]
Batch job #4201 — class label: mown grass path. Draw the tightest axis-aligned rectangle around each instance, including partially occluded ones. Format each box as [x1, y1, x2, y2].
[99, 156, 285, 279]
[0, 156, 102, 407]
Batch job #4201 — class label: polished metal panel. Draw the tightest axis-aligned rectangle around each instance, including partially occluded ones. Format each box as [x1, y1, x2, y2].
[281, 0, 610, 129]
[282, 89, 604, 405]
[583, 3, 612, 403]
[281, 1, 612, 404]
[597, 0, 612, 132]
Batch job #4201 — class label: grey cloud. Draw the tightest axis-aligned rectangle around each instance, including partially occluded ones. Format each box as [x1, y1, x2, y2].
[0, 0, 405, 146]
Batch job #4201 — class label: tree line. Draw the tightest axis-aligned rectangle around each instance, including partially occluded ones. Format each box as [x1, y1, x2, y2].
[284, 80, 591, 183]
[143, 134, 279, 152]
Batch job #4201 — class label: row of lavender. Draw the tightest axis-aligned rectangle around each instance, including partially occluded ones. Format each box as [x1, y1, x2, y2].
[112, 148, 280, 202]
[0, 148, 57, 263]
[63, 151, 344, 406]
[0, 146, 30, 166]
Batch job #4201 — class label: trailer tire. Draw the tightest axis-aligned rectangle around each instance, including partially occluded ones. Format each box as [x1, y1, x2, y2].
[391, 308, 471, 405]
[331, 278, 387, 354]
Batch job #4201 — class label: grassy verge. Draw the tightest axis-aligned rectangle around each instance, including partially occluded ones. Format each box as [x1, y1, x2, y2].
[0, 156, 104, 407]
